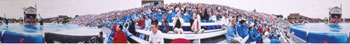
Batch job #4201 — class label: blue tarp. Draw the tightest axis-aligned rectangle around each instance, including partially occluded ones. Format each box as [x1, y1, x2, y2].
[290, 28, 308, 41]
[291, 24, 349, 43]
[2, 31, 43, 43]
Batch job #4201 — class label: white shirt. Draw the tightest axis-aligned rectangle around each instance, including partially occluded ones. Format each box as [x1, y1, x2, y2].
[144, 19, 152, 30]
[263, 37, 271, 44]
[221, 17, 230, 27]
[149, 31, 164, 44]
[191, 15, 201, 31]
[210, 15, 217, 21]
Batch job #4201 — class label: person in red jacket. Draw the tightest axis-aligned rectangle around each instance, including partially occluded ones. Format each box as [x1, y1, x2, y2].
[113, 25, 128, 43]
[258, 24, 263, 34]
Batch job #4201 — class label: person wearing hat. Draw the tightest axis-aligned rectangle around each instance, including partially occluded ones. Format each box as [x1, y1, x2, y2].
[263, 31, 271, 43]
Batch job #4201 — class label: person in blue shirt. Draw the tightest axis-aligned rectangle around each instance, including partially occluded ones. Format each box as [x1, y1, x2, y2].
[139, 16, 151, 40]
[271, 35, 281, 43]
[270, 36, 280, 43]
[181, 12, 192, 23]
[248, 25, 262, 43]
[225, 17, 240, 43]
[270, 27, 280, 43]
[237, 20, 248, 38]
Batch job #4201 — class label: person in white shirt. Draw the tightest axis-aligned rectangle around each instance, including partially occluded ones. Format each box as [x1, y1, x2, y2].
[173, 12, 184, 34]
[210, 11, 217, 21]
[263, 32, 271, 44]
[221, 14, 230, 30]
[149, 21, 164, 44]
[191, 13, 202, 34]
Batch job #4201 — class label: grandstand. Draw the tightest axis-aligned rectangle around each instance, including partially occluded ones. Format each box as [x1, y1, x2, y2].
[68, 3, 290, 43]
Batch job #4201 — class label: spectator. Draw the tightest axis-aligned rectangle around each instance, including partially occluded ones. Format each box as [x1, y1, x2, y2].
[128, 19, 137, 36]
[149, 21, 164, 44]
[66, 3, 291, 44]
[225, 17, 241, 43]
[191, 13, 202, 34]
[96, 32, 104, 43]
[248, 26, 262, 43]
[113, 25, 128, 43]
[263, 32, 271, 43]
[237, 20, 248, 38]
[221, 14, 230, 30]
[174, 12, 184, 34]
[161, 14, 169, 33]
[138, 15, 146, 28]
[152, 14, 158, 22]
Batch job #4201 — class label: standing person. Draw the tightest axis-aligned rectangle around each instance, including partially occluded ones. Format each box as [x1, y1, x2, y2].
[113, 25, 128, 43]
[149, 21, 164, 44]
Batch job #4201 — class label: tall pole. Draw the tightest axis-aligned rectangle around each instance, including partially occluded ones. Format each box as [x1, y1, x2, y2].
[3, 13, 5, 18]
[4, 13, 7, 25]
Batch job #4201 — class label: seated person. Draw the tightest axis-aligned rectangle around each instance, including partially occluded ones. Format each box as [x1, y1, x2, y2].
[152, 14, 158, 22]
[270, 35, 280, 43]
[270, 28, 280, 43]
[263, 31, 271, 43]
[221, 14, 230, 30]
[248, 26, 262, 42]
[97, 32, 104, 43]
[137, 15, 146, 28]
[113, 25, 128, 43]
[149, 21, 164, 44]
[200, 9, 210, 21]
[210, 11, 217, 21]
[174, 13, 184, 34]
[161, 14, 169, 33]
[237, 20, 248, 38]
[144, 16, 152, 31]
[122, 22, 130, 37]
[191, 13, 203, 34]
[225, 18, 242, 43]
[128, 19, 137, 36]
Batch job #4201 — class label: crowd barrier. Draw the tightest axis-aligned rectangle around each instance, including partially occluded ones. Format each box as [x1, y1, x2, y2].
[135, 29, 226, 40]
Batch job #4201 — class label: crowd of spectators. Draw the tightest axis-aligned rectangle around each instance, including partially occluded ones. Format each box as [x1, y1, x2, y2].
[68, 3, 290, 43]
